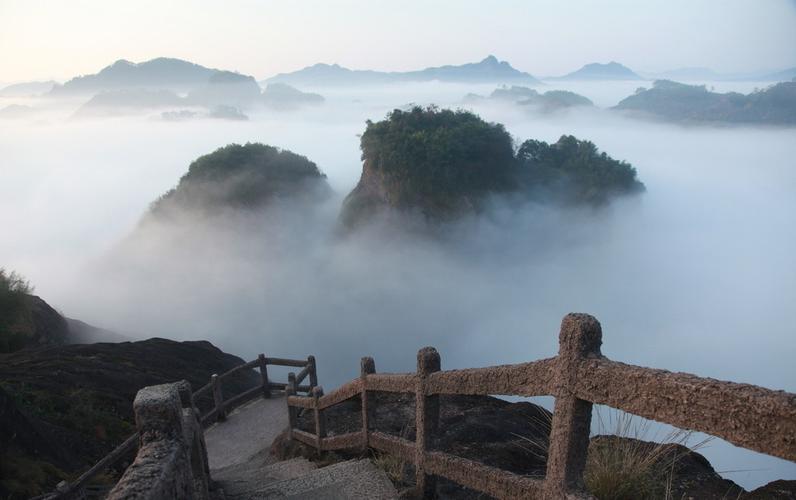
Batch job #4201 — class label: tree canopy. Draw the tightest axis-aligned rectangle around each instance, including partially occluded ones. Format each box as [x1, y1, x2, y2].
[359, 106, 516, 215]
[150, 143, 330, 215]
[345, 106, 645, 224]
[516, 135, 645, 205]
[0, 268, 33, 353]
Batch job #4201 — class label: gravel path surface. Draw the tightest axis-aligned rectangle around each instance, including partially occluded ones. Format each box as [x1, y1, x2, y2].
[205, 395, 287, 470]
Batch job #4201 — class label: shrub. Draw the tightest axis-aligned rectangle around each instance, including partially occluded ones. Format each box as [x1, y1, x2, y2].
[0, 269, 33, 353]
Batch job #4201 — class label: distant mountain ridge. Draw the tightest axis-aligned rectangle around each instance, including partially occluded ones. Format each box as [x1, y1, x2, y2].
[614, 79, 796, 125]
[0, 80, 57, 97]
[266, 55, 540, 86]
[548, 61, 642, 81]
[50, 57, 229, 95]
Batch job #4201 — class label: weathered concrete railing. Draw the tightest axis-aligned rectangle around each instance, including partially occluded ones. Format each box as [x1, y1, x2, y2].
[193, 354, 317, 426]
[41, 353, 316, 500]
[107, 380, 211, 499]
[286, 313, 796, 499]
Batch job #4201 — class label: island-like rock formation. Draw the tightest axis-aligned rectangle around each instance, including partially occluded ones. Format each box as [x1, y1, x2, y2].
[614, 79, 796, 125]
[340, 107, 644, 228]
[465, 85, 593, 112]
[147, 143, 332, 220]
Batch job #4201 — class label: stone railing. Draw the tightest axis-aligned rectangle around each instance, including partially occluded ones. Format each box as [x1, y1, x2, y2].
[285, 313, 796, 499]
[40, 353, 316, 500]
[106, 381, 210, 499]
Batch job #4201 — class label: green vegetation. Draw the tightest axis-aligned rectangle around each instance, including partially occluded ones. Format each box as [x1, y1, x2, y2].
[345, 106, 644, 224]
[0, 453, 67, 499]
[516, 135, 645, 205]
[3, 381, 134, 444]
[359, 106, 516, 217]
[150, 143, 330, 215]
[0, 269, 33, 353]
[614, 80, 796, 125]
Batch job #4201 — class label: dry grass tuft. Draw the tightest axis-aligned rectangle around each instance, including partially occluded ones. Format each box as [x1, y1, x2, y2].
[514, 407, 712, 499]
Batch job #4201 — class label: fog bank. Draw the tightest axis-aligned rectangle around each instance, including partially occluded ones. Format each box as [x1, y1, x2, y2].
[1, 81, 794, 488]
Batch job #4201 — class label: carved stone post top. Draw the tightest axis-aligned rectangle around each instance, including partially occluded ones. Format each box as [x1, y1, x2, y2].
[417, 347, 441, 374]
[133, 383, 184, 440]
[559, 313, 603, 359]
[361, 356, 375, 376]
[175, 380, 193, 409]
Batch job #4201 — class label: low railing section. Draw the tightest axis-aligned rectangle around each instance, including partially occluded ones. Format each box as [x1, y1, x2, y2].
[285, 313, 796, 499]
[40, 353, 316, 500]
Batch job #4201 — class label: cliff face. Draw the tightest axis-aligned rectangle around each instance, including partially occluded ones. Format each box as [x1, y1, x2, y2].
[0, 337, 258, 497]
[339, 107, 517, 228]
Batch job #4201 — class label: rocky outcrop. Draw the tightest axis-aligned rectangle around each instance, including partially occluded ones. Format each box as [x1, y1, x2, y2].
[147, 143, 332, 219]
[0, 337, 258, 497]
[1, 294, 70, 352]
[339, 107, 517, 228]
[340, 107, 644, 229]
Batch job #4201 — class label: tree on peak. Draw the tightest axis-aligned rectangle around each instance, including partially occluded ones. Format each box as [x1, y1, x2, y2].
[517, 135, 645, 205]
[358, 106, 516, 215]
[342, 106, 645, 228]
[150, 143, 330, 216]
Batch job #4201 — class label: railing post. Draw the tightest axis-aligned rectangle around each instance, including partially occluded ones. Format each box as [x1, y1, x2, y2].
[416, 347, 440, 498]
[286, 372, 297, 440]
[360, 356, 376, 451]
[211, 374, 226, 422]
[312, 386, 326, 454]
[258, 353, 271, 399]
[544, 313, 602, 498]
[308, 355, 318, 389]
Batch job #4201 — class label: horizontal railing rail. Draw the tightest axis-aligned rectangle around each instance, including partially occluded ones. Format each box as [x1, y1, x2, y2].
[285, 313, 796, 499]
[41, 352, 316, 500]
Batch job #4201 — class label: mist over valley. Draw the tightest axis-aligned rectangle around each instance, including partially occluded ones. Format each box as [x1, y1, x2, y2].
[2, 3, 795, 497]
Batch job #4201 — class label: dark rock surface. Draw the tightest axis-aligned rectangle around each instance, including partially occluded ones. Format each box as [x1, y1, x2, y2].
[1, 294, 70, 352]
[0, 337, 258, 497]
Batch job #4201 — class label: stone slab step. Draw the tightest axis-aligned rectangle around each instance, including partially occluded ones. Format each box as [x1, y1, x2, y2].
[215, 457, 317, 498]
[239, 459, 398, 499]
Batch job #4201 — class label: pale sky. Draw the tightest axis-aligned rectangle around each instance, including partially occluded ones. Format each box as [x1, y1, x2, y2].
[1, 0, 795, 83]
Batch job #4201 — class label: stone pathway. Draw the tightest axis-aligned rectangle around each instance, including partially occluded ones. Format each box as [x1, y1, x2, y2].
[204, 395, 397, 499]
[205, 396, 287, 470]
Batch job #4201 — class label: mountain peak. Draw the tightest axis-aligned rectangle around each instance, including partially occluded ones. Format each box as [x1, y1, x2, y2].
[552, 61, 642, 81]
